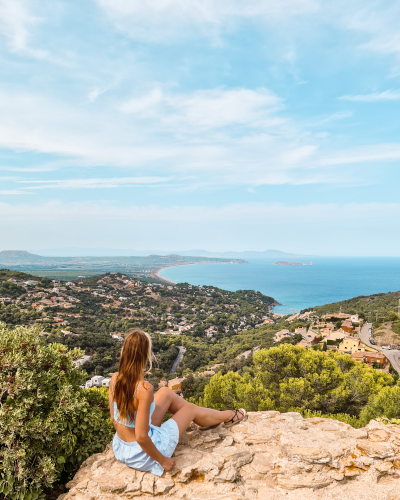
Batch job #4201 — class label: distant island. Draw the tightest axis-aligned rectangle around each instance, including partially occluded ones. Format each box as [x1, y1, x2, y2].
[274, 261, 313, 266]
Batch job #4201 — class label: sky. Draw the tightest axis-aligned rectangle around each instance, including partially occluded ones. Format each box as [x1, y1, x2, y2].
[0, 0, 400, 256]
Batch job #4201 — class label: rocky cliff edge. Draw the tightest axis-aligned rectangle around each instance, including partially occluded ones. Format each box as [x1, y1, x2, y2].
[59, 411, 400, 500]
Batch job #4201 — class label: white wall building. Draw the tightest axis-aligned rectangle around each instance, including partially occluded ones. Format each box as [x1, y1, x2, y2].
[102, 378, 111, 388]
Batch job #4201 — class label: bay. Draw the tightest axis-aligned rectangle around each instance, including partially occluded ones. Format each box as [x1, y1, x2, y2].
[159, 257, 400, 313]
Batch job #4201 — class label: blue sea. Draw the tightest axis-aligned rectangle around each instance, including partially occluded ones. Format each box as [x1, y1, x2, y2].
[159, 258, 400, 313]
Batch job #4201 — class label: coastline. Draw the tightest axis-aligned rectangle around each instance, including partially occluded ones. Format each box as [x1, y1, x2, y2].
[151, 261, 245, 285]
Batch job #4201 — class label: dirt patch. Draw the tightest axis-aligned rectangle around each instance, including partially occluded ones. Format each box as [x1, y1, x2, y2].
[373, 322, 400, 348]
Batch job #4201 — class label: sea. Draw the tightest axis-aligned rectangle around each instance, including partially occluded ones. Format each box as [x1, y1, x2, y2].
[159, 257, 400, 313]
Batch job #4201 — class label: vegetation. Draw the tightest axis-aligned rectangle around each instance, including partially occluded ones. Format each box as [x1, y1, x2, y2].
[313, 290, 400, 325]
[181, 374, 213, 401]
[0, 270, 280, 381]
[0, 324, 114, 500]
[197, 344, 398, 426]
[359, 385, 400, 425]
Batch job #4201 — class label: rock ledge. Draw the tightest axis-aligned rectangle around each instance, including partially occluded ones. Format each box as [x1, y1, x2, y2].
[59, 411, 400, 500]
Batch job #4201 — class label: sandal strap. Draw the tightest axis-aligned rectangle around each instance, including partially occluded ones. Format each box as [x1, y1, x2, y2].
[227, 409, 243, 424]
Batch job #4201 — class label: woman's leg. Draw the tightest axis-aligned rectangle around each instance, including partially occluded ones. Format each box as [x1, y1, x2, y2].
[151, 387, 189, 426]
[172, 403, 243, 440]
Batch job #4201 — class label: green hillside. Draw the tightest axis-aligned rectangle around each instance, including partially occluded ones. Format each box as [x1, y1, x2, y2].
[314, 290, 400, 325]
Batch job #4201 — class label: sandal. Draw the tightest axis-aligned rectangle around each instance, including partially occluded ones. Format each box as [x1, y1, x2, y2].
[223, 408, 247, 428]
[198, 408, 247, 431]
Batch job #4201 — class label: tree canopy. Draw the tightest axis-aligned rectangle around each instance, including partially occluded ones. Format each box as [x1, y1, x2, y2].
[200, 344, 395, 418]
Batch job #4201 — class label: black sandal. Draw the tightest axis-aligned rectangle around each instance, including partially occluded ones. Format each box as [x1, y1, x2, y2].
[223, 408, 247, 428]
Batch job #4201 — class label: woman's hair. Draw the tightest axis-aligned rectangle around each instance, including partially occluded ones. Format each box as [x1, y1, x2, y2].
[113, 329, 153, 424]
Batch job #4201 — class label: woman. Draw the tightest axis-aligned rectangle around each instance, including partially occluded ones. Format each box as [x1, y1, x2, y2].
[109, 329, 246, 475]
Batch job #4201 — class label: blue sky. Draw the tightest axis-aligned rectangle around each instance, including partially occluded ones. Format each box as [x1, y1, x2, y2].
[0, 0, 400, 255]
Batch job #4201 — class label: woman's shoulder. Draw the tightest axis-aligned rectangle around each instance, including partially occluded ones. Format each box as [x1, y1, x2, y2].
[136, 380, 154, 397]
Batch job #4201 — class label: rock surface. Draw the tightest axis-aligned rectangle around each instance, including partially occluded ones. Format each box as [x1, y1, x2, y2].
[58, 411, 400, 500]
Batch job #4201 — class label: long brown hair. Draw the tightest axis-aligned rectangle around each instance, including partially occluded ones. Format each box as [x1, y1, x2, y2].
[113, 329, 152, 424]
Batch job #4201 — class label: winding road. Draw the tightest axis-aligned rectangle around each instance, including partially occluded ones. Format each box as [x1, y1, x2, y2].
[170, 346, 186, 374]
[359, 322, 400, 375]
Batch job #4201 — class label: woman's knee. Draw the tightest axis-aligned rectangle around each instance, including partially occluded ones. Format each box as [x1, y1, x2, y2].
[156, 386, 173, 401]
[185, 402, 198, 417]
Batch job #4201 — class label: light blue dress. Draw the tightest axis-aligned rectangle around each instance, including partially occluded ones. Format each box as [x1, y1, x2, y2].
[112, 382, 179, 476]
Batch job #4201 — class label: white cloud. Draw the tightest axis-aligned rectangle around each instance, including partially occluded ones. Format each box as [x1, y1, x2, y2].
[0, 87, 321, 187]
[0, 190, 25, 195]
[1, 200, 399, 223]
[339, 90, 400, 102]
[87, 87, 109, 103]
[0, 0, 47, 58]
[120, 87, 284, 131]
[319, 144, 400, 166]
[94, 0, 318, 42]
[1, 84, 399, 189]
[93, 0, 400, 67]
[18, 176, 169, 190]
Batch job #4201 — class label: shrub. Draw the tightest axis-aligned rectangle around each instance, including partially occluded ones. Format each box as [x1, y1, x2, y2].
[201, 344, 395, 416]
[359, 385, 400, 426]
[0, 323, 114, 500]
[300, 409, 362, 428]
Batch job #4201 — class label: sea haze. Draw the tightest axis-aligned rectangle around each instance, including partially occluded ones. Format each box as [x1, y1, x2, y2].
[159, 258, 400, 312]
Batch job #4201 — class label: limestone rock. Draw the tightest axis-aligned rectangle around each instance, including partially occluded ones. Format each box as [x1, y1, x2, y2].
[59, 412, 400, 500]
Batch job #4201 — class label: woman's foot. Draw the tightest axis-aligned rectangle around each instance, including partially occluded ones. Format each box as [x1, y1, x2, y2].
[223, 408, 247, 428]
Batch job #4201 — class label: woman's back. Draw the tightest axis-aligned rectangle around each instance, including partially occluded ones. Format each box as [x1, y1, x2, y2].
[110, 373, 155, 439]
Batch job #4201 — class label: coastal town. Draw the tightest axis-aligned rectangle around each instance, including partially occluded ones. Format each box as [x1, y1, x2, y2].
[1, 268, 398, 397]
[0, 268, 279, 383]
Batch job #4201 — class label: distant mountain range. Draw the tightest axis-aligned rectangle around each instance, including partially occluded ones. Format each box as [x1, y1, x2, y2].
[26, 248, 312, 259]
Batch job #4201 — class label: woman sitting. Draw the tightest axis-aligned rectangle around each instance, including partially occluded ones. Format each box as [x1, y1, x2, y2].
[109, 329, 246, 475]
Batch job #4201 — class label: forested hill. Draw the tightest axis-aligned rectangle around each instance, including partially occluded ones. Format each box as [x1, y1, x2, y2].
[313, 290, 400, 323]
[0, 269, 283, 381]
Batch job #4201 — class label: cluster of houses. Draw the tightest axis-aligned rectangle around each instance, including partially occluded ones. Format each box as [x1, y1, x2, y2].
[82, 375, 112, 389]
[273, 313, 389, 369]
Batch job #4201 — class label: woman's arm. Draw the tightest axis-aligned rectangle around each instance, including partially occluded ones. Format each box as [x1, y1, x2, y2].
[108, 373, 117, 430]
[135, 384, 175, 471]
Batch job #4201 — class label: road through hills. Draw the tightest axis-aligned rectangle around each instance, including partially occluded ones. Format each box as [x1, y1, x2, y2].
[359, 322, 400, 375]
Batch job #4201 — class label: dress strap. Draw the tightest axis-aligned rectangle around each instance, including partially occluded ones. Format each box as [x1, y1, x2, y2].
[133, 381, 144, 397]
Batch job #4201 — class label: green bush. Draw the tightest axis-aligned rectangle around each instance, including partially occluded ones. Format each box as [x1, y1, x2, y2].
[359, 385, 400, 426]
[300, 409, 362, 428]
[200, 344, 395, 417]
[0, 323, 114, 500]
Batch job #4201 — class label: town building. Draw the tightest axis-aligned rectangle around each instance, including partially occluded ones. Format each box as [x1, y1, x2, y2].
[168, 378, 184, 394]
[84, 375, 111, 389]
[325, 330, 347, 343]
[338, 338, 377, 355]
[351, 352, 389, 368]
[274, 329, 291, 342]
[341, 320, 354, 334]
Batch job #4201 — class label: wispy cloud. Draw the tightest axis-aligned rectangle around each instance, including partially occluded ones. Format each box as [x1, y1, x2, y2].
[87, 87, 109, 103]
[18, 176, 170, 190]
[339, 90, 400, 102]
[120, 87, 284, 131]
[319, 144, 400, 166]
[94, 0, 318, 42]
[1, 200, 399, 223]
[0, 190, 25, 195]
[0, 0, 48, 58]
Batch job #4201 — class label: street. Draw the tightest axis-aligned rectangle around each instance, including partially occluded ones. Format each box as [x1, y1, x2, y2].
[358, 322, 376, 349]
[170, 346, 186, 374]
[359, 322, 400, 375]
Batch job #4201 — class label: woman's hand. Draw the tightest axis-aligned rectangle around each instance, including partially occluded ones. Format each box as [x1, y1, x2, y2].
[160, 457, 175, 471]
